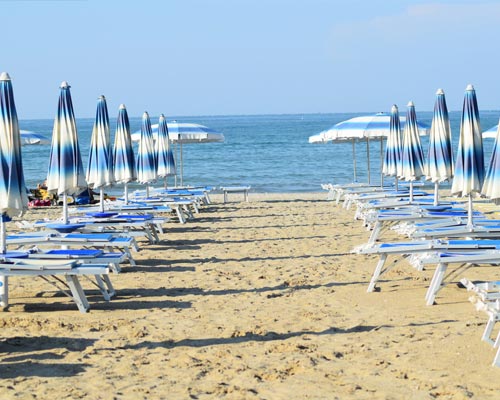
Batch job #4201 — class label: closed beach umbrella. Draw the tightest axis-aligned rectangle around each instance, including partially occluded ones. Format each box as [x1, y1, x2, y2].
[0, 72, 29, 305]
[46, 81, 86, 223]
[451, 84, 484, 227]
[399, 101, 425, 202]
[87, 95, 113, 212]
[132, 121, 224, 186]
[136, 112, 157, 197]
[482, 119, 500, 204]
[155, 114, 176, 187]
[113, 104, 136, 204]
[383, 105, 402, 190]
[427, 89, 454, 205]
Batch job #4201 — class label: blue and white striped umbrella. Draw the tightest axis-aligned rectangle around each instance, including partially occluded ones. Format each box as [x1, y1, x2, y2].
[0, 71, 28, 261]
[113, 104, 136, 203]
[136, 112, 157, 193]
[399, 102, 425, 201]
[87, 95, 113, 211]
[0, 73, 28, 223]
[46, 81, 86, 223]
[399, 102, 425, 180]
[155, 114, 176, 183]
[383, 105, 402, 178]
[482, 118, 500, 204]
[451, 84, 484, 227]
[427, 89, 454, 205]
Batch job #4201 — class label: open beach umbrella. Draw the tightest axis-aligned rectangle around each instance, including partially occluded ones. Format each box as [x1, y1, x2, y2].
[426, 89, 454, 205]
[155, 114, 176, 187]
[46, 81, 87, 224]
[482, 118, 500, 204]
[323, 113, 429, 184]
[382, 105, 402, 190]
[113, 104, 136, 204]
[86, 95, 113, 212]
[136, 112, 157, 197]
[0, 72, 29, 306]
[20, 130, 50, 145]
[399, 101, 426, 202]
[451, 84, 484, 228]
[132, 121, 224, 186]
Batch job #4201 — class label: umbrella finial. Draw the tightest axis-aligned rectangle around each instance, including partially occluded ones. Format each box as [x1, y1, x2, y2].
[98, 95, 106, 100]
[466, 84, 474, 91]
[119, 104, 126, 110]
[407, 101, 415, 107]
[436, 88, 445, 95]
[159, 114, 165, 120]
[391, 104, 398, 112]
[60, 81, 70, 89]
[143, 111, 149, 118]
[0, 72, 11, 81]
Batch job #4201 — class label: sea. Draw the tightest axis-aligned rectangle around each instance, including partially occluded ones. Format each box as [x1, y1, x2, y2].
[18, 111, 500, 195]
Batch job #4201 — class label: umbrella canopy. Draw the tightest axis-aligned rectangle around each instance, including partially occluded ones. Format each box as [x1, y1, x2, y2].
[20, 130, 50, 145]
[426, 89, 454, 205]
[399, 102, 426, 202]
[323, 112, 429, 184]
[399, 102, 425, 181]
[131, 122, 224, 143]
[482, 118, 500, 204]
[155, 114, 176, 180]
[382, 105, 402, 178]
[308, 130, 328, 144]
[451, 84, 484, 227]
[0, 73, 28, 222]
[113, 104, 136, 203]
[482, 124, 498, 139]
[46, 81, 87, 223]
[136, 111, 157, 187]
[427, 89, 453, 183]
[86, 95, 113, 211]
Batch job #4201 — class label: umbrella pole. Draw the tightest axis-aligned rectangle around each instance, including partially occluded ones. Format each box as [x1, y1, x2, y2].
[409, 181, 414, 203]
[164, 177, 167, 189]
[99, 188, 105, 212]
[434, 182, 439, 206]
[63, 193, 68, 224]
[467, 194, 474, 228]
[146, 185, 150, 199]
[395, 176, 398, 191]
[0, 217, 6, 307]
[180, 142, 184, 187]
[380, 139, 384, 187]
[174, 142, 178, 187]
[124, 183, 129, 205]
[366, 138, 371, 184]
[352, 141, 357, 182]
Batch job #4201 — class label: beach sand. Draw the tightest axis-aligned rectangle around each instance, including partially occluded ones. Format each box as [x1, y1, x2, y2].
[1, 192, 500, 399]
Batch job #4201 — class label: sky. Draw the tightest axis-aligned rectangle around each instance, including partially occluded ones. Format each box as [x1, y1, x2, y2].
[3, 0, 500, 119]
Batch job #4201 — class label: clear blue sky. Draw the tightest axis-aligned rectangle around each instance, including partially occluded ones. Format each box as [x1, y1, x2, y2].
[3, 0, 500, 118]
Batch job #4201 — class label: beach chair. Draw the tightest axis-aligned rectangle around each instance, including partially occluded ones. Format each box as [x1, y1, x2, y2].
[6, 233, 139, 266]
[355, 239, 500, 293]
[460, 278, 500, 367]
[0, 259, 111, 312]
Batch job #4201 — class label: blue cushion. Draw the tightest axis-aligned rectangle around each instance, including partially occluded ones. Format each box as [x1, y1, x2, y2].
[46, 223, 85, 233]
[86, 212, 118, 218]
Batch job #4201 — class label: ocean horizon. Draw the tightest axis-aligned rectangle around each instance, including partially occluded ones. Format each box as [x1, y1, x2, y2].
[19, 111, 500, 195]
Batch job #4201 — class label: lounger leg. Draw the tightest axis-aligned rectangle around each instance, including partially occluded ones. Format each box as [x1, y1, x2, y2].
[426, 262, 448, 305]
[65, 276, 90, 313]
[94, 275, 111, 301]
[368, 222, 382, 244]
[0, 276, 8, 308]
[224, 191, 228, 203]
[484, 315, 498, 346]
[367, 254, 387, 293]
[175, 206, 186, 224]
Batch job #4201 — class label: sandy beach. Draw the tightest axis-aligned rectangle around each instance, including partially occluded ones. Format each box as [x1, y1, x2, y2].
[0, 192, 500, 399]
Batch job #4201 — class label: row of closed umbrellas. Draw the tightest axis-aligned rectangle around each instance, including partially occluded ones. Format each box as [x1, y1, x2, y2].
[310, 84, 500, 227]
[0, 74, 225, 252]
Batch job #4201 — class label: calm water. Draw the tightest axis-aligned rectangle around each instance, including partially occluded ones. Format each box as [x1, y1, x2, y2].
[19, 111, 500, 195]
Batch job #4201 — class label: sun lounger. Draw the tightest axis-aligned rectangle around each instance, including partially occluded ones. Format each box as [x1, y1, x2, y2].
[460, 278, 500, 367]
[0, 259, 110, 312]
[355, 239, 500, 293]
[6, 233, 138, 266]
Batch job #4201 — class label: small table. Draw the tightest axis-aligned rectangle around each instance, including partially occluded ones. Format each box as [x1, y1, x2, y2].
[221, 186, 251, 203]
